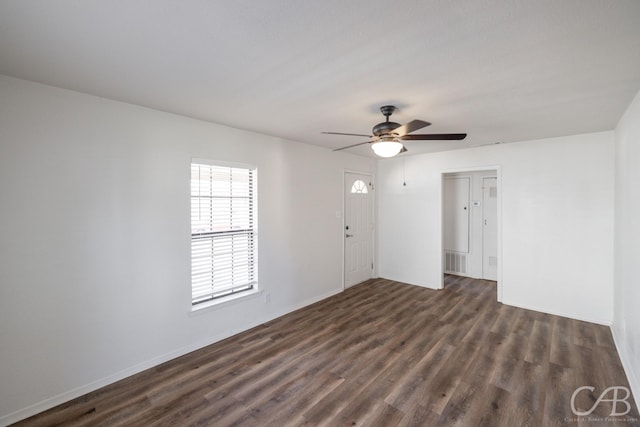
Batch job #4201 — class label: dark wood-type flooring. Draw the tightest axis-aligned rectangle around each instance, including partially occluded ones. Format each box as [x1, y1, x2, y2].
[13, 276, 639, 426]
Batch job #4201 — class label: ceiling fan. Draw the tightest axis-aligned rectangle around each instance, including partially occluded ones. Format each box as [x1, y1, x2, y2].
[323, 105, 466, 157]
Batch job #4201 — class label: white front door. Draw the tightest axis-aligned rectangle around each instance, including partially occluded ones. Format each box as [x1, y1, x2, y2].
[344, 172, 373, 288]
[482, 177, 498, 281]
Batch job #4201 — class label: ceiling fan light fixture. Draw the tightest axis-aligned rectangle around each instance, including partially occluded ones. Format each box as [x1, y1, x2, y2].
[327, 105, 465, 154]
[371, 140, 403, 158]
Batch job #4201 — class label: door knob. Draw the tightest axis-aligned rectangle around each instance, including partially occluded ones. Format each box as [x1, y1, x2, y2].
[346, 234, 354, 238]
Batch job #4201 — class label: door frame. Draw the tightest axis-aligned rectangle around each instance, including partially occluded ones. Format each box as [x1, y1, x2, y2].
[439, 166, 503, 302]
[342, 169, 376, 290]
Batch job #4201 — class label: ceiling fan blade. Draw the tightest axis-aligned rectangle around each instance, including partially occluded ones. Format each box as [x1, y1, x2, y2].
[322, 131, 373, 138]
[332, 141, 374, 151]
[401, 133, 467, 140]
[393, 120, 431, 136]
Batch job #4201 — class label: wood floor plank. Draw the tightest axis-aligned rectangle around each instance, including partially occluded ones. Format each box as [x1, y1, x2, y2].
[542, 362, 577, 427]
[550, 315, 576, 368]
[512, 308, 536, 337]
[246, 371, 345, 426]
[489, 353, 521, 393]
[490, 305, 521, 336]
[524, 319, 552, 365]
[438, 380, 510, 427]
[396, 403, 442, 427]
[593, 323, 617, 349]
[12, 275, 640, 426]
[489, 329, 529, 362]
[359, 402, 404, 427]
[417, 340, 482, 415]
[506, 360, 547, 426]
[383, 337, 456, 412]
[572, 318, 598, 349]
[301, 350, 405, 424]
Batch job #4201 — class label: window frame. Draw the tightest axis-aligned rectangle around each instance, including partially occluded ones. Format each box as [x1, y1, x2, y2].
[190, 159, 259, 310]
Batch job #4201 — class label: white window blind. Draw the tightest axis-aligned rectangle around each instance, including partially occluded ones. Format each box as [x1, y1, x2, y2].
[191, 162, 257, 305]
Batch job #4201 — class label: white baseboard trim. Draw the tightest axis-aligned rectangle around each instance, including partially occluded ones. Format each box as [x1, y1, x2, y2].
[610, 325, 640, 414]
[0, 287, 344, 427]
[377, 275, 442, 290]
[500, 298, 612, 326]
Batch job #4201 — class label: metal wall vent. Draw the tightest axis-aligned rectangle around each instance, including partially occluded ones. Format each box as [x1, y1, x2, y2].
[445, 251, 467, 275]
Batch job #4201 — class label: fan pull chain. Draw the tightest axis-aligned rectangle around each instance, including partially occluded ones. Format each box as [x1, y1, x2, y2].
[403, 159, 407, 186]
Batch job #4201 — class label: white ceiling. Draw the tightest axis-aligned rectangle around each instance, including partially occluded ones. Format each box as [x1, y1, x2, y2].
[1, 1, 639, 157]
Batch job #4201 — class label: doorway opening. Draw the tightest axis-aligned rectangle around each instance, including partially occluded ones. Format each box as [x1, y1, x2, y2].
[442, 168, 501, 301]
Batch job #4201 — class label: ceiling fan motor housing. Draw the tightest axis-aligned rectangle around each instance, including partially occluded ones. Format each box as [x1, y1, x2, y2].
[372, 121, 401, 136]
[373, 105, 401, 136]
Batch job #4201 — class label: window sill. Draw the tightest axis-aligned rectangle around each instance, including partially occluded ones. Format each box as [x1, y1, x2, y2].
[189, 288, 262, 315]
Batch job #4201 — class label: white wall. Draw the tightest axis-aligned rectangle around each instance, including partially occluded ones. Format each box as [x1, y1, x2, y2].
[378, 132, 614, 324]
[0, 75, 375, 424]
[613, 89, 640, 402]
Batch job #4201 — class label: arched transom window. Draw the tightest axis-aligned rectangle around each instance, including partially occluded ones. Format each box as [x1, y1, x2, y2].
[351, 179, 368, 194]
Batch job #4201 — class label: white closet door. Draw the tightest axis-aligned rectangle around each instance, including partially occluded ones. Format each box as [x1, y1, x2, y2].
[444, 177, 470, 253]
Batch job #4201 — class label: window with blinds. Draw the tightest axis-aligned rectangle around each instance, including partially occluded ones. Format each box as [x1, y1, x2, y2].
[191, 161, 257, 306]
